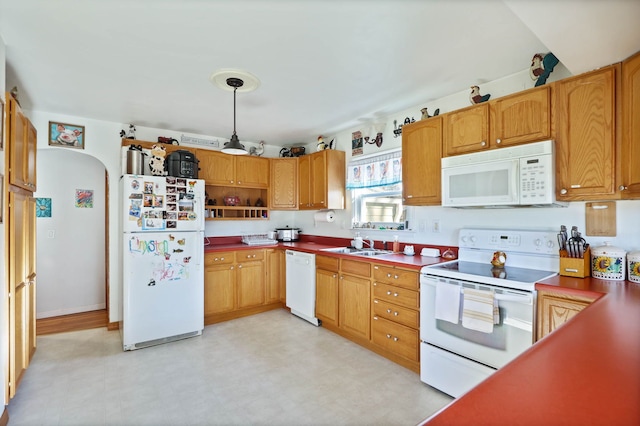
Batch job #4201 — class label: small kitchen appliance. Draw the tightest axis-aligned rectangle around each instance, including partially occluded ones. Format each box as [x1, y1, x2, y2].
[420, 228, 559, 397]
[166, 150, 199, 178]
[275, 227, 301, 241]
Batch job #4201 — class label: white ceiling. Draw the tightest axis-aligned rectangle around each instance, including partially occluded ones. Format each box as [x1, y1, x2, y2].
[1, 0, 639, 146]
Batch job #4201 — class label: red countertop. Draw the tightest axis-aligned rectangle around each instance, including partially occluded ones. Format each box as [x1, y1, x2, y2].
[422, 276, 640, 426]
[204, 234, 457, 270]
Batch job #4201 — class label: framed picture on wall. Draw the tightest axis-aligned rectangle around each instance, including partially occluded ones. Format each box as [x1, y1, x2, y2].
[49, 121, 85, 149]
[0, 97, 4, 151]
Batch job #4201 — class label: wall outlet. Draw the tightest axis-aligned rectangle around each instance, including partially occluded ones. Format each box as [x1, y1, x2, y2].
[432, 219, 440, 233]
[419, 220, 426, 232]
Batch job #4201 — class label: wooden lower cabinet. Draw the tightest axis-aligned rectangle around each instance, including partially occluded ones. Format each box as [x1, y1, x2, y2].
[339, 273, 371, 340]
[370, 264, 420, 370]
[265, 249, 284, 304]
[204, 249, 283, 325]
[315, 255, 339, 327]
[536, 290, 597, 341]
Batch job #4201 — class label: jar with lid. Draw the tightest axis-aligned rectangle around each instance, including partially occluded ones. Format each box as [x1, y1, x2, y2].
[627, 250, 640, 283]
[591, 242, 626, 281]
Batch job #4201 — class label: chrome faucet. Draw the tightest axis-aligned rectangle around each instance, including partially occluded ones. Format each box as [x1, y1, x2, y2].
[363, 237, 375, 249]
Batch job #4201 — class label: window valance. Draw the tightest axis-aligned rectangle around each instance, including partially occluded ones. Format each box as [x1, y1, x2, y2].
[346, 149, 402, 189]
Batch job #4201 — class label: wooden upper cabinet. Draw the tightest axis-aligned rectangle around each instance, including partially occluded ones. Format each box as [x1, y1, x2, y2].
[235, 155, 269, 188]
[298, 150, 345, 210]
[555, 65, 619, 200]
[7, 94, 37, 192]
[444, 86, 552, 157]
[197, 150, 235, 185]
[402, 116, 442, 205]
[197, 150, 268, 188]
[490, 85, 551, 147]
[270, 157, 298, 209]
[444, 103, 489, 156]
[621, 50, 640, 198]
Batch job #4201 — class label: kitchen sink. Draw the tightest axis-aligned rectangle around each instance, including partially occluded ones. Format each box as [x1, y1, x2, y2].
[320, 247, 394, 257]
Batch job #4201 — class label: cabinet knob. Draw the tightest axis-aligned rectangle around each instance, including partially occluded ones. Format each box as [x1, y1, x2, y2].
[393, 292, 399, 297]
[387, 291, 392, 295]
[230, 266, 234, 270]
[332, 274, 337, 278]
[387, 273, 392, 278]
[387, 309, 392, 313]
[373, 282, 377, 286]
[619, 185, 628, 191]
[393, 337, 399, 342]
[238, 265, 242, 268]
[481, 141, 486, 146]
[394, 275, 398, 279]
[386, 334, 392, 339]
[373, 316, 378, 320]
[560, 188, 568, 195]
[230, 180, 234, 184]
[394, 311, 399, 316]
[496, 138, 501, 144]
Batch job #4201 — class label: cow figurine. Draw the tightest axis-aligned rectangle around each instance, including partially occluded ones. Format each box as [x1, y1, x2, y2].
[149, 145, 167, 176]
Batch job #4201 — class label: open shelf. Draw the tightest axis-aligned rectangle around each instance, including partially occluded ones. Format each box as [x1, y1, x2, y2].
[205, 185, 269, 220]
[205, 206, 269, 220]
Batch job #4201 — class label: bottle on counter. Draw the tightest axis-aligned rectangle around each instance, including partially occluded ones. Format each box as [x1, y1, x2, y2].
[392, 235, 399, 253]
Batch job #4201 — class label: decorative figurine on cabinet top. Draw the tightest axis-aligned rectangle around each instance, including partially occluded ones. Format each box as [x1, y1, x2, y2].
[149, 144, 168, 176]
[421, 107, 440, 120]
[469, 86, 491, 105]
[530, 52, 559, 86]
[120, 124, 136, 139]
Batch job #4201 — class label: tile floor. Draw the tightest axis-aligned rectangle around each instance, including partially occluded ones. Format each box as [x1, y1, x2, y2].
[8, 309, 452, 426]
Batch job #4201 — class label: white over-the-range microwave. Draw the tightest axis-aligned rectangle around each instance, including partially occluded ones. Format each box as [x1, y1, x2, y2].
[441, 140, 567, 208]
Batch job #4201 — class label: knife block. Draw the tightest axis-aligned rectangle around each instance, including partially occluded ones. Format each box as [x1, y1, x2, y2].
[559, 247, 591, 278]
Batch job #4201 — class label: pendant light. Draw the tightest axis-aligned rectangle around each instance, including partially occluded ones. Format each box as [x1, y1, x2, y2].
[222, 77, 248, 155]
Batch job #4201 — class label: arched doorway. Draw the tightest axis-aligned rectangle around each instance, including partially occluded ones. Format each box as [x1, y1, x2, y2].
[34, 149, 108, 322]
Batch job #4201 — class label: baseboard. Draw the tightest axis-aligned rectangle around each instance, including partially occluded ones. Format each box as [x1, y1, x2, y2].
[0, 405, 9, 426]
[107, 322, 120, 331]
[36, 303, 106, 320]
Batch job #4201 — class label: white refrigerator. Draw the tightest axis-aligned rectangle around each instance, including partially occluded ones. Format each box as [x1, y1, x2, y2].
[120, 174, 205, 351]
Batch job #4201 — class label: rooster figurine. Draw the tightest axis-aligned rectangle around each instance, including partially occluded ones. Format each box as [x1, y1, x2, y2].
[420, 107, 440, 120]
[530, 52, 559, 86]
[469, 86, 491, 105]
[249, 140, 265, 156]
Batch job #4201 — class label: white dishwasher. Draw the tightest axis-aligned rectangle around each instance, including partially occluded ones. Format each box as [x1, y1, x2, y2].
[285, 250, 319, 326]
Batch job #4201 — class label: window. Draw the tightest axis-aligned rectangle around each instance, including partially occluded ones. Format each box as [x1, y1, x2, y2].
[346, 149, 405, 230]
[352, 183, 405, 229]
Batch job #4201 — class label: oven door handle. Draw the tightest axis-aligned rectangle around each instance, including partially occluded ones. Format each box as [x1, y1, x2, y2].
[494, 293, 532, 304]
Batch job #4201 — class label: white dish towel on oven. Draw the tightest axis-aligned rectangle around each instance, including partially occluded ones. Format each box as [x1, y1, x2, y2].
[434, 281, 461, 324]
[462, 288, 496, 333]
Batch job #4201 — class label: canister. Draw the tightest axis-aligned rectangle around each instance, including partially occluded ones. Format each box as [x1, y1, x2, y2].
[627, 250, 640, 283]
[591, 242, 626, 281]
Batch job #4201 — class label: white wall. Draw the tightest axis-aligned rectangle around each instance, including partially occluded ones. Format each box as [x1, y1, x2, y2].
[289, 67, 640, 254]
[35, 149, 106, 318]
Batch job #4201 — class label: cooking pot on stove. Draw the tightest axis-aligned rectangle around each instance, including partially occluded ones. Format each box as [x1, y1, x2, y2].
[275, 227, 301, 241]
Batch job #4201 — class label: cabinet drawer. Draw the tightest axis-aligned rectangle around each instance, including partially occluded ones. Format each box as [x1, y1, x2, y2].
[372, 282, 419, 309]
[205, 251, 235, 265]
[341, 259, 371, 277]
[237, 249, 264, 262]
[372, 298, 419, 329]
[316, 255, 339, 272]
[371, 316, 419, 362]
[373, 265, 418, 290]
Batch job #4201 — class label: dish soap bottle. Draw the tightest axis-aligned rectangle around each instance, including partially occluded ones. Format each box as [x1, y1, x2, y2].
[392, 235, 399, 253]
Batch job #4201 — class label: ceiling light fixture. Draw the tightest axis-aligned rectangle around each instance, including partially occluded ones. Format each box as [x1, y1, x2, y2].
[221, 77, 248, 155]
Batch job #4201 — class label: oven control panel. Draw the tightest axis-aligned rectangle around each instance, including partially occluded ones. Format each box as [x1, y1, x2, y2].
[459, 228, 558, 255]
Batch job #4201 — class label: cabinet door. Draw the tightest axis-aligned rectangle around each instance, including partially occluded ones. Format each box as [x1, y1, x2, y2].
[316, 268, 339, 326]
[339, 274, 370, 340]
[324, 150, 346, 210]
[621, 51, 640, 197]
[270, 158, 298, 209]
[204, 264, 235, 315]
[8, 191, 32, 399]
[310, 151, 327, 208]
[198, 150, 235, 185]
[298, 155, 311, 208]
[8, 96, 29, 190]
[237, 260, 265, 308]
[26, 120, 37, 191]
[26, 197, 37, 360]
[490, 85, 551, 147]
[402, 117, 442, 205]
[555, 65, 618, 200]
[444, 103, 489, 156]
[265, 249, 283, 304]
[536, 292, 593, 340]
[236, 156, 269, 188]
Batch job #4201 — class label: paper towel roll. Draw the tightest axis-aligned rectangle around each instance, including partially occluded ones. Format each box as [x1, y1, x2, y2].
[314, 209, 336, 223]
